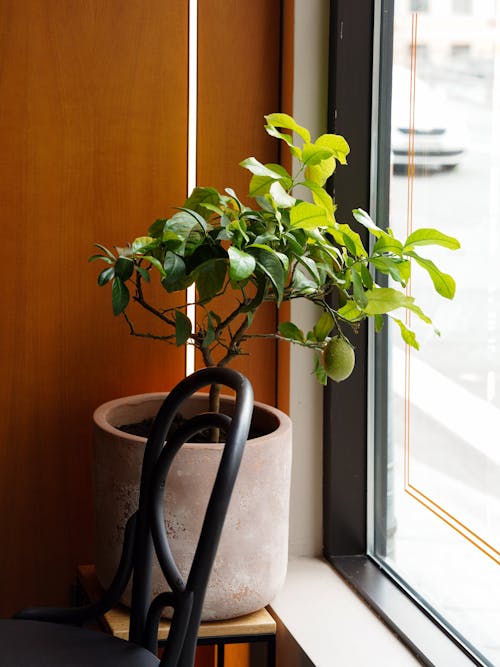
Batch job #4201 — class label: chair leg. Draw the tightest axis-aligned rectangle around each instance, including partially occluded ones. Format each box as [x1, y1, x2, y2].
[216, 641, 225, 667]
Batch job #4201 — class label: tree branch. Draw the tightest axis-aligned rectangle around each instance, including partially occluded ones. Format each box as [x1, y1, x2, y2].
[123, 311, 177, 343]
[133, 275, 177, 328]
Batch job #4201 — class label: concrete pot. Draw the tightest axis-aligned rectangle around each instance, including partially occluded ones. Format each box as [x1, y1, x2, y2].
[92, 392, 292, 621]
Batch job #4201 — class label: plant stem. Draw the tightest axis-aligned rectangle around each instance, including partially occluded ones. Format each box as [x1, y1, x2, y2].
[208, 382, 221, 443]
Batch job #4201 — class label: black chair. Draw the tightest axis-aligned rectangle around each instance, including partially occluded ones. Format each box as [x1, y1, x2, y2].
[0, 367, 254, 667]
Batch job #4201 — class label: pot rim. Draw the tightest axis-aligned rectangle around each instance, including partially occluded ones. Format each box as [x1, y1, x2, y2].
[93, 391, 291, 445]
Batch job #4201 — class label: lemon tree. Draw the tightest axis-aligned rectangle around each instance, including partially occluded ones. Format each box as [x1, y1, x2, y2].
[91, 113, 460, 403]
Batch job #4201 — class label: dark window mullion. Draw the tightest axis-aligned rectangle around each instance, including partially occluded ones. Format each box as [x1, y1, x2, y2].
[323, 0, 374, 558]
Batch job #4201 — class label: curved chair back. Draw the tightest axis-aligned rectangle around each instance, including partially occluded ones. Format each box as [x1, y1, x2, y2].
[129, 367, 254, 666]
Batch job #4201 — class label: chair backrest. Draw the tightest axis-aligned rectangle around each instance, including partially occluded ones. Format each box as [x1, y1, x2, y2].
[128, 367, 254, 667]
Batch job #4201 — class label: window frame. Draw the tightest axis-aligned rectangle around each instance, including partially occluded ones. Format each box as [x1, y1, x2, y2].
[322, 2, 489, 665]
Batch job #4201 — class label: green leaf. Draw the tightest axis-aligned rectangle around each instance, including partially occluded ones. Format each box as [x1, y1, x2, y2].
[98, 266, 114, 286]
[241, 277, 267, 313]
[306, 160, 335, 187]
[111, 277, 129, 315]
[375, 314, 384, 332]
[178, 207, 209, 234]
[263, 125, 303, 158]
[301, 180, 336, 222]
[183, 186, 221, 219]
[148, 219, 167, 237]
[279, 321, 305, 343]
[208, 310, 221, 326]
[269, 181, 296, 208]
[239, 157, 286, 180]
[372, 234, 403, 255]
[342, 232, 357, 256]
[352, 208, 382, 237]
[362, 287, 415, 315]
[228, 246, 256, 281]
[391, 317, 420, 350]
[224, 188, 242, 211]
[314, 354, 328, 386]
[131, 236, 156, 253]
[142, 255, 165, 276]
[285, 230, 307, 255]
[314, 133, 350, 163]
[406, 302, 433, 325]
[164, 210, 204, 246]
[265, 112, 311, 143]
[406, 251, 456, 299]
[290, 202, 328, 230]
[93, 243, 115, 260]
[329, 223, 367, 257]
[193, 258, 227, 303]
[338, 300, 365, 322]
[161, 230, 183, 249]
[296, 255, 322, 284]
[360, 263, 374, 289]
[290, 270, 317, 296]
[369, 256, 411, 284]
[248, 163, 292, 197]
[351, 269, 368, 307]
[163, 251, 186, 290]
[136, 266, 150, 282]
[403, 228, 460, 252]
[175, 310, 192, 346]
[89, 253, 113, 264]
[202, 312, 217, 347]
[248, 246, 285, 303]
[313, 311, 334, 342]
[114, 256, 134, 281]
[302, 143, 335, 166]
[304, 135, 349, 185]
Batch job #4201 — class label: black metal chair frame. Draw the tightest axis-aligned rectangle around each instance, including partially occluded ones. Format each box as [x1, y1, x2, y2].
[0, 367, 254, 667]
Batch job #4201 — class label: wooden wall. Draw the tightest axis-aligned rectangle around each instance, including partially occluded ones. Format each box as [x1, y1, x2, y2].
[0, 1, 287, 656]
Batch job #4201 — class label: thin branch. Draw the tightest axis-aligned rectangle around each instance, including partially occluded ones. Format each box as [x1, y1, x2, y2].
[133, 276, 177, 328]
[123, 311, 177, 343]
[200, 344, 216, 368]
[242, 331, 324, 351]
[216, 298, 250, 335]
[217, 315, 254, 368]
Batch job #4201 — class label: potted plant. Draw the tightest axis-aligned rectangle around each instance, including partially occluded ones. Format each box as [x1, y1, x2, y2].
[90, 113, 459, 619]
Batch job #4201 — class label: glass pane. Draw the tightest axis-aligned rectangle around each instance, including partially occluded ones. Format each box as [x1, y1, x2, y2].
[374, 2, 500, 664]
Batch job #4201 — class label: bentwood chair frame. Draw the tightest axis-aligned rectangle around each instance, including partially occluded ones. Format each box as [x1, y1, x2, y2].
[0, 367, 254, 667]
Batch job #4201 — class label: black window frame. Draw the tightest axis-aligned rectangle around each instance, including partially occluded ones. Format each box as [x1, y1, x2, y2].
[323, 2, 490, 666]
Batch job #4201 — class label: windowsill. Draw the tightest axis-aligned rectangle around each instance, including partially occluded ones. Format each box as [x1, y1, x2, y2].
[269, 556, 421, 667]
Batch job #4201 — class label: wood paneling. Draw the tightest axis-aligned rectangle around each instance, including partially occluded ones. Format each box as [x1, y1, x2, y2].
[0, 11, 290, 667]
[0, 0, 188, 616]
[197, 0, 283, 407]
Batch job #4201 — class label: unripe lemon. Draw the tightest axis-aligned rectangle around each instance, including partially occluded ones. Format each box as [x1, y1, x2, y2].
[323, 336, 355, 382]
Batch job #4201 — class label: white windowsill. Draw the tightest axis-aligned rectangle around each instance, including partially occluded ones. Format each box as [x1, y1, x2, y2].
[269, 556, 421, 667]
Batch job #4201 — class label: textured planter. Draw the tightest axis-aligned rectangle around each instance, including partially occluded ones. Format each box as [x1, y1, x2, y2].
[92, 392, 292, 621]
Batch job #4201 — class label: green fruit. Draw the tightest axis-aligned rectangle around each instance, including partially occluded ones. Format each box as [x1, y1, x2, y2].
[323, 336, 355, 382]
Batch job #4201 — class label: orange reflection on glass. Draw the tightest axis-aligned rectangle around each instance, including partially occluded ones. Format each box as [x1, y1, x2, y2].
[402, 12, 499, 566]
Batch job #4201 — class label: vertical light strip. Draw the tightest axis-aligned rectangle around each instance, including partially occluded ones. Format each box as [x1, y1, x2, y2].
[186, 0, 198, 376]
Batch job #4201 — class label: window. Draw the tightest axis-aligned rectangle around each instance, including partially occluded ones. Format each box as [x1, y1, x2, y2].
[453, 0, 472, 14]
[325, 2, 499, 665]
[410, 0, 429, 11]
[451, 43, 471, 58]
